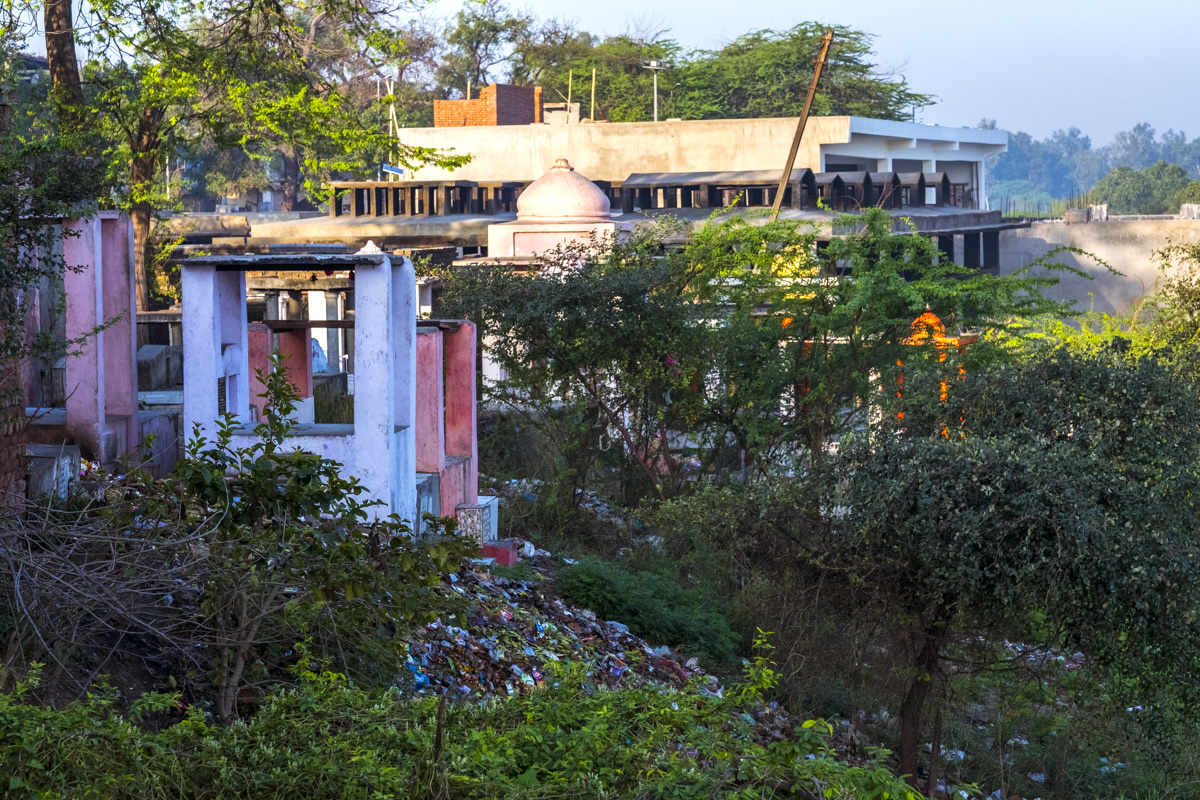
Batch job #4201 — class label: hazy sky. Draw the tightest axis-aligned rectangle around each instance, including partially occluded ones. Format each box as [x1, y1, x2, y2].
[443, 0, 1196, 146]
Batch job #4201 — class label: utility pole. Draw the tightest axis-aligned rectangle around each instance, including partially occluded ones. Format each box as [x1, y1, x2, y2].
[590, 67, 596, 121]
[769, 30, 834, 223]
[641, 60, 670, 122]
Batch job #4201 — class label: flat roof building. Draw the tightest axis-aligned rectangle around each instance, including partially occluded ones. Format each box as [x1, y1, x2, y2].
[396, 115, 1006, 210]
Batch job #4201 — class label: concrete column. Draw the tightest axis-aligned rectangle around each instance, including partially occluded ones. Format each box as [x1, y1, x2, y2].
[390, 256, 417, 526]
[181, 263, 221, 443]
[277, 328, 313, 422]
[444, 321, 478, 505]
[62, 217, 105, 462]
[99, 216, 138, 456]
[216, 271, 249, 423]
[415, 328, 445, 475]
[351, 249, 397, 517]
[247, 323, 270, 422]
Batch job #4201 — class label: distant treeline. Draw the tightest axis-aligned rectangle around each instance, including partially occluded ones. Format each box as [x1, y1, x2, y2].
[984, 121, 1200, 214]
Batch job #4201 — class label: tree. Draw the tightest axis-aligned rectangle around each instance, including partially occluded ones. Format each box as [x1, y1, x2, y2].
[34, 0, 465, 306]
[833, 344, 1200, 786]
[1090, 160, 1191, 214]
[435, 0, 533, 96]
[436, 208, 1076, 505]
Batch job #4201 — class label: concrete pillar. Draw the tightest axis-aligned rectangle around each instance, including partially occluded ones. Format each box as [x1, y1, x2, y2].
[247, 323, 270, 422]
[277, 328, 313, 422]
[415, 328, 444, 475]
[217, 271, 249, 423]
[444, 321, 478, 505]
[62, 214, 139, 468]
[99, 217, 136, 432]
[390, 255, 417, 525]
[62, 217, 106, 463]
[351, 249, 398, 516]
[876, 158, 891, 171]
[181, 263, 220, 442]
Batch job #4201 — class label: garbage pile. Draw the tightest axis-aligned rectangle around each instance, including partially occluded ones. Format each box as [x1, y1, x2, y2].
[401, 553, 714, 699]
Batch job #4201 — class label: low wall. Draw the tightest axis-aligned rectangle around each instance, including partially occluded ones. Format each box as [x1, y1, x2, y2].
[1000, 219, 1200, 315]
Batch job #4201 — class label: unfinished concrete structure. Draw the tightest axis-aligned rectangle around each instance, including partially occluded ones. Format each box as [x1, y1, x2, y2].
[24, 213, 179, 483]
[180, 244, 497, 534]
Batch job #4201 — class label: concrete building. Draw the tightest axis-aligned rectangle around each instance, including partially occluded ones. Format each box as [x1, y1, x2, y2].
[397, 116, 1005, 208]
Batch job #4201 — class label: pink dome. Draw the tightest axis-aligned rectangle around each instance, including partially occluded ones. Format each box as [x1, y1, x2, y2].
[516, 158, 612, 222]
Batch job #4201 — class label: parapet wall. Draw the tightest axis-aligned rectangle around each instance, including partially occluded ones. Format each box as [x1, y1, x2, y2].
[999, 219, 1200, 314]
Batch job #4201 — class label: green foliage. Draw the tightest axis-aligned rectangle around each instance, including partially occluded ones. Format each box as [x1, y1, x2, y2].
[439, 207, 1077, 507]
[1089, 160, 1191, 214]
[0, 658, 923, 800]
[524, 22, 931, 123]
[165, 356, 475, 718]
[556, 557, 738, 663]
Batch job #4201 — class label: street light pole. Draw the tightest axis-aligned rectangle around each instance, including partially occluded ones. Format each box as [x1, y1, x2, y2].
[653, 70, 658, 122]
[641, 60, 670, 122]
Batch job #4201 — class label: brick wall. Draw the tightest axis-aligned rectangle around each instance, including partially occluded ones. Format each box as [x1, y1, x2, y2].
[433, 84, 543, 128]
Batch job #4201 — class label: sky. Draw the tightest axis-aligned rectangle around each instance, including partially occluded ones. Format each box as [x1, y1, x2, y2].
[441, 0, 1197, 146]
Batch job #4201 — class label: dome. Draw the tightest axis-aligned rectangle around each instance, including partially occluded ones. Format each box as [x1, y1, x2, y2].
[516, 158, 612, 222]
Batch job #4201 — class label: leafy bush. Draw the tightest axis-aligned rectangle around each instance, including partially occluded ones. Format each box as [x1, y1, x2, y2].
[556, 557, 738, 663]
[0, 656, 923, 800]
[0, 356, 475, 714]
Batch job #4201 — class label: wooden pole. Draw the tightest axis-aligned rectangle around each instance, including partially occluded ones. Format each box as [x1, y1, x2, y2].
[567, 69, 573, 105]
[769, 30, 834, 223]
[590, 67, 596, 121]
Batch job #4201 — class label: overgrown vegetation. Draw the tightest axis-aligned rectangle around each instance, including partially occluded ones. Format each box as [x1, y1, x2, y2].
[557, 557, 737, 663]
[0, 647, 921, 800]
[434, 211, 1200, 797]
[0, 356, 474, 718]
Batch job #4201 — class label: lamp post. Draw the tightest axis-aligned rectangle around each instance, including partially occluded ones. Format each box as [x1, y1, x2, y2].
[641, 60, 671, 122]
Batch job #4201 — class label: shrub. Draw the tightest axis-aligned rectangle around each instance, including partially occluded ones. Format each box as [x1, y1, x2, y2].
[556, 556, 738, 663]
[0, 656, 924, 800]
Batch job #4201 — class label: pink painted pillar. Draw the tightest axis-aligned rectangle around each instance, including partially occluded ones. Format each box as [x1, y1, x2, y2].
[415, 328, 445, 475]
[63, 217, 103, 460]
[62, 214, 138, 467]
[100, 217, 137, 449]
[444, 321, 478, 505]
[276, 329, 313, 400]
[246, 323, 270, 421]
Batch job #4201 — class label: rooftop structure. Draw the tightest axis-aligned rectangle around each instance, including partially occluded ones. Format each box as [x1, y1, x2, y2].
[397, 116, 1006, 208]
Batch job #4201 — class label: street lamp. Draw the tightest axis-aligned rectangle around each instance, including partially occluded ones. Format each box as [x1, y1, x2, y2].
[641, 60, 672, 122]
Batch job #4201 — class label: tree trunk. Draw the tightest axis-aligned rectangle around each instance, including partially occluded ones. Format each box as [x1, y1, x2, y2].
[280, 152, 300, 212]
[43, 0, 86, 129]
[898, 624, 947, 787]
[129, 108, 165, 312]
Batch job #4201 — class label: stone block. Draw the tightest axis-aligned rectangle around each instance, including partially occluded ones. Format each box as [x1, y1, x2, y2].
[25, 443, 80, 501]
[457, 494, 499, 544]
